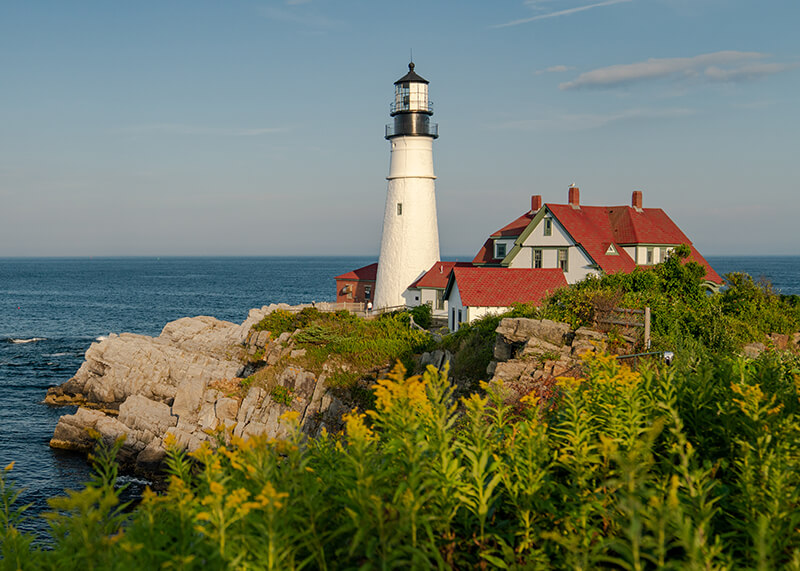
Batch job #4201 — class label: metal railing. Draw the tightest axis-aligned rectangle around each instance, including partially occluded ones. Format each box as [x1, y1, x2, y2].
[385, 122, 438, 138]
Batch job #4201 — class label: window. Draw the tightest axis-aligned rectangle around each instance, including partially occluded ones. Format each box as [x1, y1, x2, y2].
[364, 285, 371, 300]
[646, 247, 654, 265]
[543, 218, 553, 236]
[558, 248, 568, 272]
[495, 242, 507, 259]
[533, 249, 542, 269]
[606, 244, 618, 255]
[458, 309, 463, 324]
[659, 247, 667, 262]
[435, 290, 444, 310]
[397, 202, 403, 215]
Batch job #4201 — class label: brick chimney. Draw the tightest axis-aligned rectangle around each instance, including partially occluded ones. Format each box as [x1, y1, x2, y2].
[632, 190, 643, 212]
[531, 194, 542, 212]
[568, 185, 580, 209]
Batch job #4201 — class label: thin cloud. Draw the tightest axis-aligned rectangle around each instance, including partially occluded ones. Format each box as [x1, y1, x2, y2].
[120, 124, 288, 137]
[535, 65, 573, 75]
[704, 62, 798, 82]
[560, 51, 795, 90]
[494, 107, 695, 131]
[494, 0, 634, 28]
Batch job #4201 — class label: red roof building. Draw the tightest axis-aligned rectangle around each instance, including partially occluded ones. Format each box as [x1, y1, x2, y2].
[473, 187, 721, 286]
[334, 263, 378, 304]
[443, 267, 567, 331]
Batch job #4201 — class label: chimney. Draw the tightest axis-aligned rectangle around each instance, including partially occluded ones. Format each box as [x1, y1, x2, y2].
[632, 190, 643, 212]
[531, 194, 542, 212]
[568, 185, 580, 209]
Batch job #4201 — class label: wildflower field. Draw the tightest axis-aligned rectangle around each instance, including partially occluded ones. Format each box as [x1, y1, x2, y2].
[4, 349, 800, 569]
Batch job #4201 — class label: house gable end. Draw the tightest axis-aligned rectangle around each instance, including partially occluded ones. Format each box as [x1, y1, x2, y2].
[503, 206, 550, 265]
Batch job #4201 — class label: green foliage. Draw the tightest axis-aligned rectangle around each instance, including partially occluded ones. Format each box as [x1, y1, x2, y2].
[410, 303, 433, 330]
[254, 308, 435, 389]
[539, 245, 800, 355]
[269, 385, 295, 406]
[440, 313, 503, 381]
[6, 353, 800, 568]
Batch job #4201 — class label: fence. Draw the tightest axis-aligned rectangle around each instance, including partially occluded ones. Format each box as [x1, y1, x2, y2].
[594, 306, 651, 349]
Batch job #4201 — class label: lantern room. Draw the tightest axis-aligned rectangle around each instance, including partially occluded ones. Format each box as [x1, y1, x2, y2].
[391, 62, 432, 115]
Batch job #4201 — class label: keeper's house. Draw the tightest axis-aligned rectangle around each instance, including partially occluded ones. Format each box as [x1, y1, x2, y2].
[471, 187, 722, 289]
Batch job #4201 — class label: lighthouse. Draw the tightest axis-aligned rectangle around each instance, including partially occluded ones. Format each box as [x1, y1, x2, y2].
[373, 62, 441, 309]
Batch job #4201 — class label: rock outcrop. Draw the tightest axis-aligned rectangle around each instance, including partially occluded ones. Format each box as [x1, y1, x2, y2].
[47, 305, 347, 477]
[487, 317, 620, 401]
[47, 306, 644, 477]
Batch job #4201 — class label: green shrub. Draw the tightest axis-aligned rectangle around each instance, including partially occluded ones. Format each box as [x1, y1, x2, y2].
[269, 385, 295, 406]
[410, 303, 433, 329]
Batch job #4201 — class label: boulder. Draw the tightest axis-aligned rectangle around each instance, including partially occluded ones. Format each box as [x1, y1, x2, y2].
[419, 350, 453, 371]
[496, 318, 571, 346]
[742, 342, 766, 358]
[48, 316, 243, 407]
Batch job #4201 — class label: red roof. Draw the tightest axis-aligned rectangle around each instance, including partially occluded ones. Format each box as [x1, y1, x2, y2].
[546, 203, 721, 283]
[546, 204, 637, 275]
[334, 262, 378, 281]
[490, 212, 534, 237]
[471, 238, 498, 265]
[448, 267, 567, 307]
[409, 261, 471, 289]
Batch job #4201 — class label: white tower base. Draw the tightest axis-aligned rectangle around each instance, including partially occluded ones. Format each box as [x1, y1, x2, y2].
[374, 135, 440, 309]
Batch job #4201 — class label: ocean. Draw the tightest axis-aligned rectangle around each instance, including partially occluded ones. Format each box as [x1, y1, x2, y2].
[1, 255, 798, 535]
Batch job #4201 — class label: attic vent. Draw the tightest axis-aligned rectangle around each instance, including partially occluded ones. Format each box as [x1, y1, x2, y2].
[606, 244, 618, 255]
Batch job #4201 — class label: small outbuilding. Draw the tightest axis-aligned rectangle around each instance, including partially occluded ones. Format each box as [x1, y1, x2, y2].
[443, 267, 567, 331]
[334, 263, 378, 305]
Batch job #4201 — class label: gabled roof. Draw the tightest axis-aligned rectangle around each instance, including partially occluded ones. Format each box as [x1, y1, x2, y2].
[334, 262, 378, 281]
[606, 206, 689, 245]
[408, 261, 471, 290]
[472, 238, 498, 265]
[545, 203, 721, 283]
[490, 212, 534, 237]
[545, 204, 637, 275]
[445, 267, 567, 308]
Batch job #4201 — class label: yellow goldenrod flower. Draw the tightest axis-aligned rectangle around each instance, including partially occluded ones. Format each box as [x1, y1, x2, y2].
[343, 409, 377, 442]
[163, 433, 177, 449]
[279, 410, 301, 424]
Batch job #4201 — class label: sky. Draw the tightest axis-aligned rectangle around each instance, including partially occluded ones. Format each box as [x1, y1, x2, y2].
[1, 0, 798, 257]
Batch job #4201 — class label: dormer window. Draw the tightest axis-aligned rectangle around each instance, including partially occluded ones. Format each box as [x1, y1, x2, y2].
[495, 242, 507, 259]
[606, 244, 618, 255]
[543, 218, 553, 236]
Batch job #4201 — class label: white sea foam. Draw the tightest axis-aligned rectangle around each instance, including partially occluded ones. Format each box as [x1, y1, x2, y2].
[95, 335, 108, 342]
[45, 352, 70, 357]
[117, 475, 152, 486]
[10, 337, 46, 344]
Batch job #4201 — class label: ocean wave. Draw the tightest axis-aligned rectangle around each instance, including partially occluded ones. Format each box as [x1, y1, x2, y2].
[117, 475, 152, 486]
[44, 352, 71, 357]
[7, 337, 47, 344]
[95, 335, 108, 342]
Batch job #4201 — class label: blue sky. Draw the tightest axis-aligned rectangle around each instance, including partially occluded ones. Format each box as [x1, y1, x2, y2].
[1, 0, 798, 256]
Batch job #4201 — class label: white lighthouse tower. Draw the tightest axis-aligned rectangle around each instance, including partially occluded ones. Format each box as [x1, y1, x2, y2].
[374, 62, 441, 309]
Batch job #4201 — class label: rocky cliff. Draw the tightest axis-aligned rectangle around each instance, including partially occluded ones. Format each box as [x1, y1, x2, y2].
[47, 306, 628, 477]
[47, 304, 350, 477]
